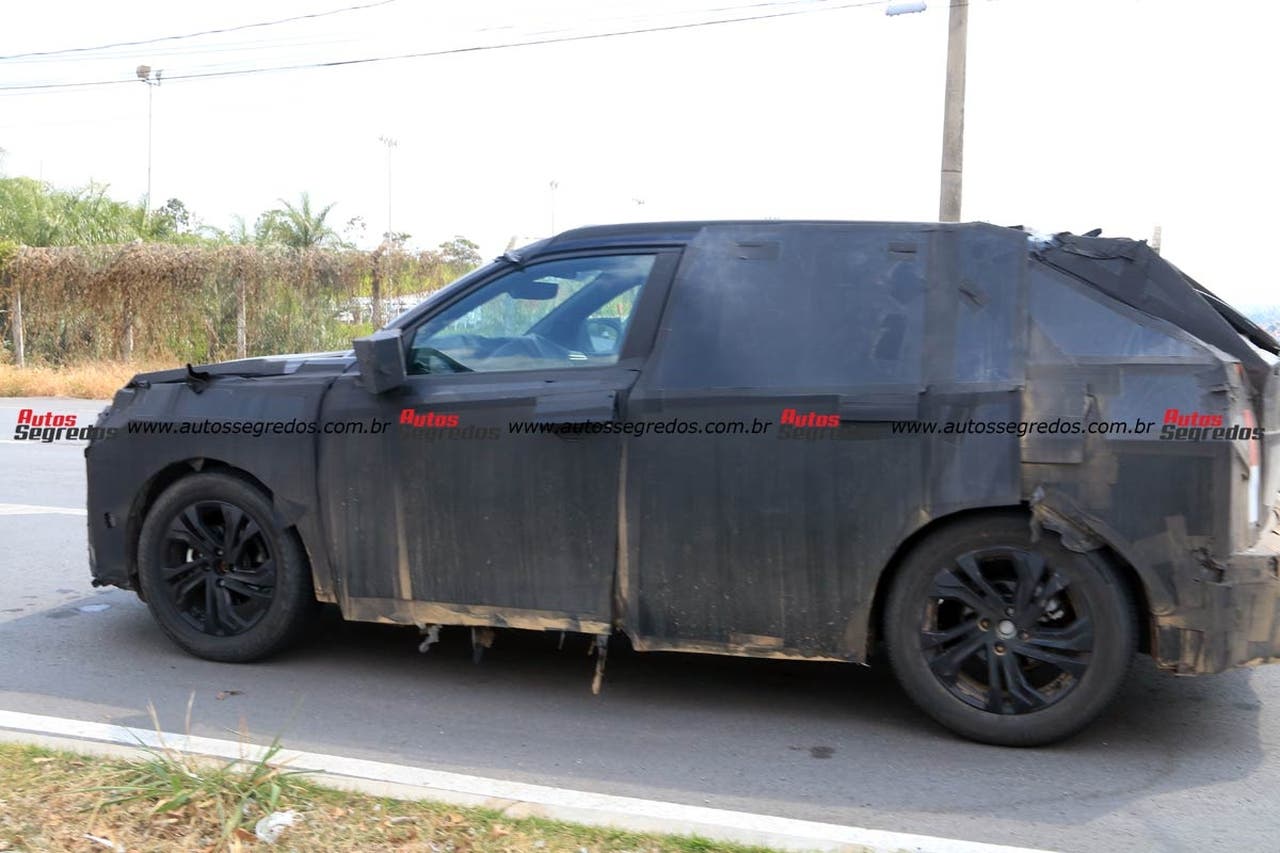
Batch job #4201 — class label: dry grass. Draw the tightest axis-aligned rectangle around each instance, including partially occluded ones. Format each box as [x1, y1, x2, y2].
[0, 361, 173, 399]
[2, 243, 459, 365]
[0, 741, 776, 853]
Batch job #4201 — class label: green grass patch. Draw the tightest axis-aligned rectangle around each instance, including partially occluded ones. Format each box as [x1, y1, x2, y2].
[0, 740, 784, 853]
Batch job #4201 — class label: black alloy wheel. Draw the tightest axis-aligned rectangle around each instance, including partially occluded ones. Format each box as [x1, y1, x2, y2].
[159, 499, 276, 636]
[885, 514, 1135, 746]
[137, 472, 314, 662]
[922, 546, 1093, 714]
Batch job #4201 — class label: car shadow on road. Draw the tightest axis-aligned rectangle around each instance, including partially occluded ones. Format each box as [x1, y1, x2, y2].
[1, 596, 1266, 830]
[283, 606, 1270, 825]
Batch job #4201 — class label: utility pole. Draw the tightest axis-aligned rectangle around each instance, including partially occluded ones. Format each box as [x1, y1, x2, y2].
[885, 1, 969, 222]
[135, 65, 162, 219]
[938, 0, 968, 222]
[378, 135, 398, 241]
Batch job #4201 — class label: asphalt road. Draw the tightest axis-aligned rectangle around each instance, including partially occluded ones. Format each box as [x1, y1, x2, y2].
[2, 396, 1278, 852]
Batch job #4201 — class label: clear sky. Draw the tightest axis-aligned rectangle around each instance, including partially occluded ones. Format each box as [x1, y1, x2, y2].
[1, 0, 1277, 306]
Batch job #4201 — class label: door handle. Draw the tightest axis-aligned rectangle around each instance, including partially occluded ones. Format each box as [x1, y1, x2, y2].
[532, 389, 619, 425]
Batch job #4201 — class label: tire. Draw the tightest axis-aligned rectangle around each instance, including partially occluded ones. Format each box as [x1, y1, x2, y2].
[884, 513, 1135, 746]
[137, 472, 315, 662]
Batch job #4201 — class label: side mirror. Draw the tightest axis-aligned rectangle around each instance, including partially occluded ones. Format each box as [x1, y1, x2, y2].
[353, 329, 407, 394]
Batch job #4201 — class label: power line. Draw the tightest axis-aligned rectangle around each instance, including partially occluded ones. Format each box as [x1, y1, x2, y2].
[0, 0, 399, 61]
[0, 0, 831, 67]
[0, 0, 818, 71]
[6, 34, 361, 66]
[0, 0, 890, 93]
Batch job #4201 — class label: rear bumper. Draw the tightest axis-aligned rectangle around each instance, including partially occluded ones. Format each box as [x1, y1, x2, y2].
[1154, 510, 1280, 674]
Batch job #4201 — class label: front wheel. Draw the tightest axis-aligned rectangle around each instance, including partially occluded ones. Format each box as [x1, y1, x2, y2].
[885, 514, 1135, 746]
[137, 472, 314, 662]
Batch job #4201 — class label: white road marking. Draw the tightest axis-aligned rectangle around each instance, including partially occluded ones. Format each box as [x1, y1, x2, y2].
[0, 503, 88, 516]
[0, 709, 1053, 853]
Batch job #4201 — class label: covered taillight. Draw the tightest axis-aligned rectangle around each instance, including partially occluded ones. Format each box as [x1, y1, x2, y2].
[1243, 405, 1262, 528]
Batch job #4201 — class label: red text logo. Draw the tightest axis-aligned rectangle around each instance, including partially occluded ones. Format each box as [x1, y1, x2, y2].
[399, 408, 460, 429]
[780, 408, 839, 429]
[1163, 408, 1223, 428]
[17, 408, 77, 428]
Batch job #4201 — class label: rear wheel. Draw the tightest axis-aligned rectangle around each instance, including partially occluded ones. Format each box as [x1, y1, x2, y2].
[885, 514, 1135, 746]
[137, 472, 314, 662]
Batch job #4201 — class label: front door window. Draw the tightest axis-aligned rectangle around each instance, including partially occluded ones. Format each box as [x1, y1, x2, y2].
[407, 254, 656, 374]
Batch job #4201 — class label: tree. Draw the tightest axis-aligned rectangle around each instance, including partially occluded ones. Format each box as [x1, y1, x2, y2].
[259, 192, 340, 249]
[199, 213, 253, 245]
[0, 177, 58, 245]
[438, 236, 482, 270]
[343, 215, 368, 246]
[0, 177, 142, 246]
[145, 197, 194, 239]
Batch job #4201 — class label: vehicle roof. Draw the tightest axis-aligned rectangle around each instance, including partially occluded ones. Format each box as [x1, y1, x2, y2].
[540, 220, 995, 253]
[536, 219, 1279, 382]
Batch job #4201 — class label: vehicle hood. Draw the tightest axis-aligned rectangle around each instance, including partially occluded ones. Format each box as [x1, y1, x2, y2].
[127, 350, 357, 386]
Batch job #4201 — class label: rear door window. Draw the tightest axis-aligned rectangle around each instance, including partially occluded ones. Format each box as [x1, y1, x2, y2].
[647, 225, 926, 389]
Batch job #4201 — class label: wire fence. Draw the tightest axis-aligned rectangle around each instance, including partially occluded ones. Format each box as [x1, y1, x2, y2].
[0, 244, 471, 366]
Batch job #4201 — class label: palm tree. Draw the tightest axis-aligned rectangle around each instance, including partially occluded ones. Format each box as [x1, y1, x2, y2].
[0, 177, 142, 246]
[263, 192, 339, 249]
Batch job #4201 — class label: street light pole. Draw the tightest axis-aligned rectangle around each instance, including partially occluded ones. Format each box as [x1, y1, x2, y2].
[146, 82, 153, 212]
[135, 65, 161, 218]
[378, 135, 398, 241]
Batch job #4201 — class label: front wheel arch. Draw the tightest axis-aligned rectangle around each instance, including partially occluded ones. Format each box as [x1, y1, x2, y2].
[135, 470, 316, 661]
[126, 459, 308, 596]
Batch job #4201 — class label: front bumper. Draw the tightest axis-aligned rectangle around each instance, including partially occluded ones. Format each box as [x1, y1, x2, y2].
[84, 414, 139, 593]
[1153, 511, 1280, 674]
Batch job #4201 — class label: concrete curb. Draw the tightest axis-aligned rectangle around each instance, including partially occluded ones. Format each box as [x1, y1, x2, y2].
[0, 710, 1053, 853]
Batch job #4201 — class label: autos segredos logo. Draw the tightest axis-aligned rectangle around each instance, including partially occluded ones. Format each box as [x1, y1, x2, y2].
[1160, 408, 1263, 441]
[398, 406, 498, 440]
[779, 408, 840, 428]
[399, 408, 460, 428]
[12, 408, 116, 442]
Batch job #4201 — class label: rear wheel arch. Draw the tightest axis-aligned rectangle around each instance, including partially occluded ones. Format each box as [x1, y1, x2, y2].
[868, 505, 1152, 657]
[880, 510, 1141, 744]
